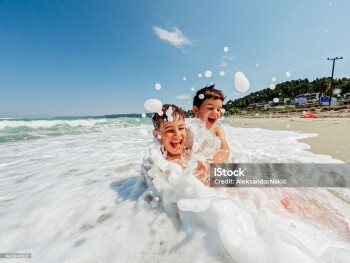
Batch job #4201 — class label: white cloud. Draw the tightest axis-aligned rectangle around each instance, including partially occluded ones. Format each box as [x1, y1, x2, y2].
[153, 26, 192, 48]
[176, 94, 191, 100]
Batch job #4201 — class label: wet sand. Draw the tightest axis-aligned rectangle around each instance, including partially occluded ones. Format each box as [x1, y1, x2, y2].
[226, 117, 350, 163]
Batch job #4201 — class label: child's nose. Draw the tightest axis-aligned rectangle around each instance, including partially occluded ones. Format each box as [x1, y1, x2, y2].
[174, 129, 181, 137]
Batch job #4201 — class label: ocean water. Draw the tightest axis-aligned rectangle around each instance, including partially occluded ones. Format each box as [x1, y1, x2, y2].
[0, 117, 349, 263]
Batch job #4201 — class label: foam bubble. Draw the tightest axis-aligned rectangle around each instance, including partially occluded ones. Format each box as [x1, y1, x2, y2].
[144, 99, 163, 112]
[221, 109, 226, 114]
[272, 77, 276, 82]
[273, 98, 279, 103]
[219, 71, 225, 77]
[198, 73, 202, 78]
[155, 83, 161, 90]
[256, 63, 260, 68]
[269, 84, 276, 90]
[191, 87, 195, 92]
[183, 77, 187, 81]
[224, 46, 229, 53]
[234, 71, 250, 93]
[141, 113, 146, 118]
[285, 71, 292, 78]
[205, 70, 212, 78]
[198, 94, 205, 99]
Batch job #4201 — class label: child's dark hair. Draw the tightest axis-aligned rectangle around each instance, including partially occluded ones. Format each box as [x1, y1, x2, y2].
[152, 104, 185, 130]
[193, 84, 225, 108]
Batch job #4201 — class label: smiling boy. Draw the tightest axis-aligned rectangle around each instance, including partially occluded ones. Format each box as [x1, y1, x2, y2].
[192, 84, 230, 164]
[152, 104, 188, 166]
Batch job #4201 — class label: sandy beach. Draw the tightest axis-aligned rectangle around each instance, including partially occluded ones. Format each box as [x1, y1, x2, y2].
[226, 116, 350, 163]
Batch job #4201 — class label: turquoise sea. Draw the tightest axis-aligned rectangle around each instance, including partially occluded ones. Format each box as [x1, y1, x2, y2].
[0, 114, 152, 143]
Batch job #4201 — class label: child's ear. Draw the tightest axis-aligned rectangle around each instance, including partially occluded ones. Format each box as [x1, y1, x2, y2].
[152, 129, 158, 138]
[192, 106, 199, 117]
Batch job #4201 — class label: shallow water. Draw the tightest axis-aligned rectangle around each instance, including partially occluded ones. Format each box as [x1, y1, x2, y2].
[0, 118, 349, 262]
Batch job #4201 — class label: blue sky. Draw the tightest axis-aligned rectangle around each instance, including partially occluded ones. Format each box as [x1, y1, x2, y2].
[1, 0, 349, 117]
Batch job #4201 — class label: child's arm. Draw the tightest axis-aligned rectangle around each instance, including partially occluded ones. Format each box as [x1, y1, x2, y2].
[209, 126, 230, 163]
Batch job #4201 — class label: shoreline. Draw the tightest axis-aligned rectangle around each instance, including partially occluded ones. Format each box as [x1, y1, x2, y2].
[225, 116, 350, 163]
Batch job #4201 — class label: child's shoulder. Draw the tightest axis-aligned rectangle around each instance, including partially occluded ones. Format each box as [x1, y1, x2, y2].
[212, 125, 225, 136]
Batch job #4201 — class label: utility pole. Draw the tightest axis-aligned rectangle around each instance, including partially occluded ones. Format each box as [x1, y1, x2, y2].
[327, 57, 343, 106]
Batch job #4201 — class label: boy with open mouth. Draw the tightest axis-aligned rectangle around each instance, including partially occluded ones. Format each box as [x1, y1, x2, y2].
[191, 84, 231, 185]
[151, 104, 188, 166]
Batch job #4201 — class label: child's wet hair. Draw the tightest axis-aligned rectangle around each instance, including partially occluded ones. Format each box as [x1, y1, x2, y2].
[193, 84, 225, 108]
[152, 104, 185, 130]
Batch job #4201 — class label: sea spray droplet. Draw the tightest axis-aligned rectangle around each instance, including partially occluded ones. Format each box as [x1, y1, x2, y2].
[234, 71, 250, 92]
[220, 71, 225, 77]
[138, 129, 148, 137]
[144, 99, 163, 112]
[155, 83, 161, 90]
[224, 46, 229, 52]
[269, 84, 276, 90]
[205, 70, 212, 78]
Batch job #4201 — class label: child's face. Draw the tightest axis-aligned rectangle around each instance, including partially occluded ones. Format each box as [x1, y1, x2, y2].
[154, 117, 186, 159]
[193, 98, 223, 129]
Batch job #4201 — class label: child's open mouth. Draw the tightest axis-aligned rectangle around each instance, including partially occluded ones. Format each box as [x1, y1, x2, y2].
[208, 117, 216, 125]
[170, 140, 183, 149]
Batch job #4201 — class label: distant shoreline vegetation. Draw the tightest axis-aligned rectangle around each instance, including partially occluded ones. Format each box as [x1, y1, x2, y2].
[184, 77, 350, 117]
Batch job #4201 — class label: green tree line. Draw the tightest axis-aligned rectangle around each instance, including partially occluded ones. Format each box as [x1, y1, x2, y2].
[224, 77, 350, 114]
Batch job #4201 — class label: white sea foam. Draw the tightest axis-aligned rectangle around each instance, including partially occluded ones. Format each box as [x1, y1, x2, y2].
[0, 119, 349, 262]
[0, 119, 107, 130]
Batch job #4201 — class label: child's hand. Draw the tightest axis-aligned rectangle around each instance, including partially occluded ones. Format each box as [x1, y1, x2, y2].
[195, 161, 210, 186]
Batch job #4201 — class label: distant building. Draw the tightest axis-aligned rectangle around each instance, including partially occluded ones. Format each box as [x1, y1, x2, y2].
[344, 93, 350, 104]
[294, 92, 320, 107]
